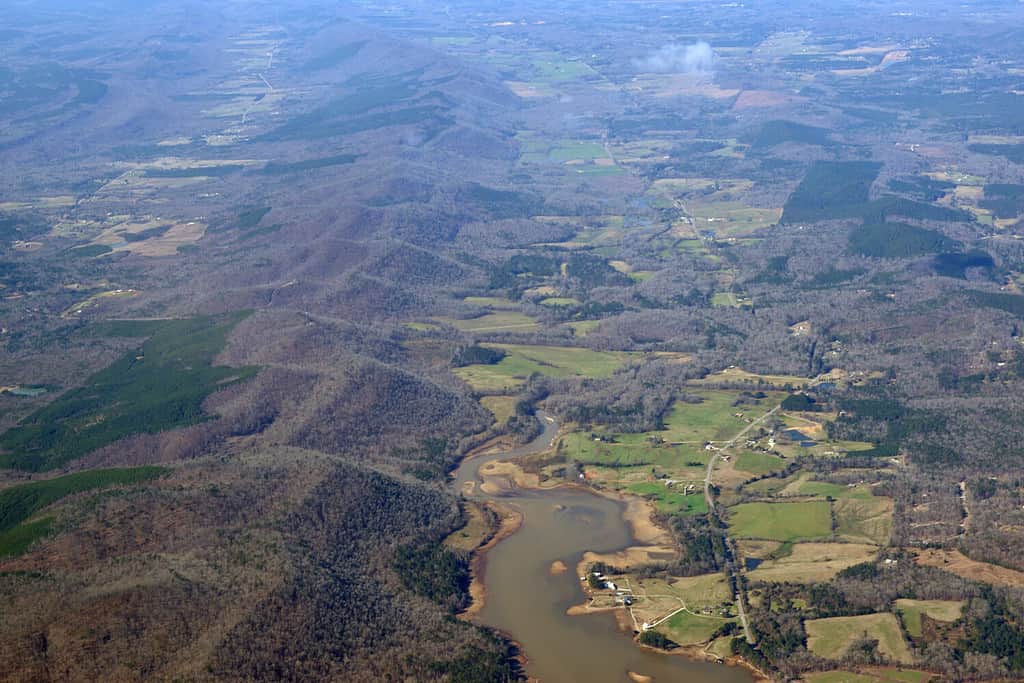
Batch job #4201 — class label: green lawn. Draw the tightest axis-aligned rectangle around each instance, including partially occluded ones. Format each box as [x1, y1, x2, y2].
[728, 501, 833, 541]
[0, 313, 257, 471]
[895, 599, 964, 638]
[806, 613, 914, 664]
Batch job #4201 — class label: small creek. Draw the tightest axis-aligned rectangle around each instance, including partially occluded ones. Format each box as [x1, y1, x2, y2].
[453, 412, 755, 683]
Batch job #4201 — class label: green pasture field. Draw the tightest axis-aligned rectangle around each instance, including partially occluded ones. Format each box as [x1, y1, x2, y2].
[734, 451, 788, 476]
[453, 343, 631, 391]
[835, 495, 893, 545]
[747, 542, 878, 583]
[562, 432, 700, 467]
[463, 296, 519, 309]
[689, 203, 782, 238]
[660, 610, 731, 645]
[895, 599, 963, 638]
[806, 613, 913, 664]
[660, 391, 774, 443]
[566, 320, 600, 336]
[627, 481, 708, 515]
[712, 292, 740, 307]
[438, 312, 539, 333]
[728, 501, 832, 542]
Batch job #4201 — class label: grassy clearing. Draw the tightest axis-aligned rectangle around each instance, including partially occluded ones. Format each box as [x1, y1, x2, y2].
[779, 475, 848, 498]
[453, 344, 631, 391]
[463, 296, 519, 309]
[734, 451, 788, 476]
[689, 203, 782, 238]
[539, 297, 580, 307]
[566, 320, 600, 336]
[895, 599, 963, 638]
[806, 613, 913, 664]
[692, 367, 811, 388]
[438, 312, 539, 333]
[404, 321, 440, 332]
[480, 396, 517, 424]
[627, 482, 708, 515]
[728, 501, 832, 542]
[805, 673, 876, 683]
[562, 431, 709, 469]
[747, 542, 878, 583]
[660, 610, 731, 645]
[712, 292, 741, 307]
[872, 670, 931, 683]
[444, 501, 492, 552]
[835, 495, 894, 545]
[0, 313, 257, 471]
[661, 391, 776, 443]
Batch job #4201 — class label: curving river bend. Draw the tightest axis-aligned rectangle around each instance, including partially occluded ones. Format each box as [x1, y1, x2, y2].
[454, 412, 755, 683]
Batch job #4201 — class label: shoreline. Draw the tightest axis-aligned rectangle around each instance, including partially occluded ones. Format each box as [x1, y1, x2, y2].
[454, 426, 771, 683]
[460, 500, 522, 620]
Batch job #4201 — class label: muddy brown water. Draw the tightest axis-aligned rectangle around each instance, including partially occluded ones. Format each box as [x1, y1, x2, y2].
[454, 412, 754, 683]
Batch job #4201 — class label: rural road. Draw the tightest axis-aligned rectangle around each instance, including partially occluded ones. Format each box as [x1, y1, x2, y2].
[704, 404, 780, 645]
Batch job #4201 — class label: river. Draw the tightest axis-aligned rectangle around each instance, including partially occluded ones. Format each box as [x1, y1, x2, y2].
[454, 412, 755, 683]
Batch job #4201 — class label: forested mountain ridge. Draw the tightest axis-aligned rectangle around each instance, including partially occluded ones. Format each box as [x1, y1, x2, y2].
[2, 0, 1024, 680]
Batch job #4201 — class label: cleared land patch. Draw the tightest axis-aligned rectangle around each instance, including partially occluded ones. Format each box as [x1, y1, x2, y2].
[806, 613, 913, 664]
[437, 311, 539, 333]
[913, 549, 1024, 587]
[835, 494, 894, 545]
[895, 599, 963, 638]
[728, 501, 832, 542]
[747, 542, 878, 583]
[453, 344, 631, 392]
[660, 390, 777, 443]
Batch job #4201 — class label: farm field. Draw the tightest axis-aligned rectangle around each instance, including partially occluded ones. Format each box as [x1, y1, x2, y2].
[734, 450, 788, 476]
[835, 495, 894, 545]
[437, 311, 539, 333]
[894, 599, 964, 638]
[627, 481, 708, 515]
[660, 390, 778, 443]
[805, 671, 931, 683]
[747, 542, 878, 583]
[660, 609, 730, 645]
[727, 501, 833, 542]
[453, 343, 632, 392]
[806, 613, 914, 664]
[691, 367, 812, 388]
[480, 396, 517, 424]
